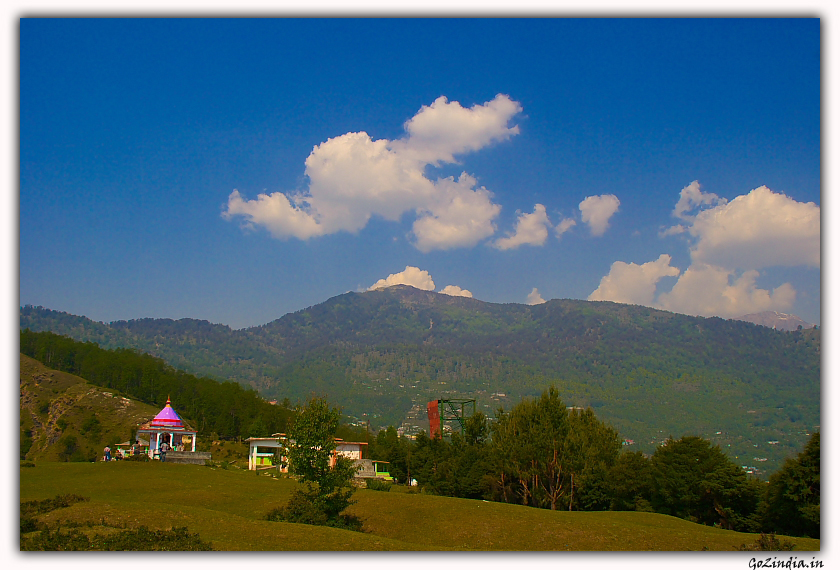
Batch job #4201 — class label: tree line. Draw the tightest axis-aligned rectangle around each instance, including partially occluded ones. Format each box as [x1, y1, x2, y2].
[20, 329, 293, 439]
[367, 387, 819, 539]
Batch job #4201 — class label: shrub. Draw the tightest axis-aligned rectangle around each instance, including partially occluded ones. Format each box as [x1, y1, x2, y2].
[125, 452, 149, 462]
[737, 534, 795, 551]
[267, 489, 364, 532]
[366, 479, 392, 492]
[22, 525, 214, 551]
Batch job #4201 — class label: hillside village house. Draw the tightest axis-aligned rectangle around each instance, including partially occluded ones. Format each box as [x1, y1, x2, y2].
[246, 436, 391, 481]
[246, 436, 367, 471]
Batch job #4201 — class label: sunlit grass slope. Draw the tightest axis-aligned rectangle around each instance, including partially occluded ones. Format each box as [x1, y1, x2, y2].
[20, 462, 819, 551]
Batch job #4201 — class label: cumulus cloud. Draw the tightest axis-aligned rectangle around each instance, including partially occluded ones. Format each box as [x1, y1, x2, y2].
[590, 182, 816, 319]
[526, 287, 546, 305]
[412, 173, 501, 252]
[439, 285, 473, 298]
[493, 204, 551, 250]
[672, 180, 726, 221]
[579, 194, 620, 236]
[656, 264, 796, 318]
[588, 254, 681, 306]
[368, 266, 435, 291]
[688, 186, 820, 270]
[222, 190, 325, 240]
[223, 94, 521, 251]
[555, 217, 577, 238]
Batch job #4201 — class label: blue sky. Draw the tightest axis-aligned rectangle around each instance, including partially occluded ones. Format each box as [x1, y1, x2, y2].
[19, 18, 821, 329]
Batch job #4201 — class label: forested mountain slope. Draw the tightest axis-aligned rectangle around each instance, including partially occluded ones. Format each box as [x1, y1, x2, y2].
[21, 285, 820, 475]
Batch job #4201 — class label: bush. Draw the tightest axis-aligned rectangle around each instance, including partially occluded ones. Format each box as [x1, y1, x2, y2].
[266, 489, 364, 532]
[22, 525, 214, 551]
[366, 479, 392, 492]
[125, 452, 149, 462]
[20, 494, 90, 536]
[80, 416, 101, 440]
[737, 534, 795, 551]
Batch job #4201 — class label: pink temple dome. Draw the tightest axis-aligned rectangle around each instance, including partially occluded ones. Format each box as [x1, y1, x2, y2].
[149, 397, 185, 429]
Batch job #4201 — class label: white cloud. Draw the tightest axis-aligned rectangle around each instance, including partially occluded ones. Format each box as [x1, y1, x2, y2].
[439, 285, 473, 298]
[588, 254, 796, 319]
[223, 94, 521, 252]
[222, 190, 324, 240]
[579, 194, 620, 236]
[411, 173, 501, 253]
[555, 217, 577, 238]
[526, 287, 546, 305]
[656, 264, 796, 318]
[493, 204, 550, 250]
[589, 183, 816, 319]
[688, 186, 820, 270]
[396, 95, 523, 165]
[368, 266, 435, 291]
[588, 254, 680, 306]
[658, 224, 687, 238]
[672, 180, 726, 221]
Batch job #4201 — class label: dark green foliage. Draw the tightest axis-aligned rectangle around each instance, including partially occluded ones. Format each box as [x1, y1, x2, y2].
[650, 436, 761, 531]
[20, 494, 89, 535]
[266, 490, 363, 531]
[20, 329, 293, 440]
[408, 426, 494, 500]
[370, 426, 411, 484]
[762, 432, 819, 538]
[80, 415, 101, 440]
[22, 525, 214, 551]
[737, 534, 795, 551]
[365, 479, 392, 492]
[124, 451, 149, 462]
[488, 387, 621, 510]
[21, 494, 88, 518]
[56, 435, 94, 462]
[280, 397, 359, 527]
[20, 427, 33, 460]
[606, 451, 655, 511]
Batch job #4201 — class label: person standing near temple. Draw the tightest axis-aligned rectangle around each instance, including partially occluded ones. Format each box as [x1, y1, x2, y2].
[159, 439, 170, 462]
[104, 445, 111, 462]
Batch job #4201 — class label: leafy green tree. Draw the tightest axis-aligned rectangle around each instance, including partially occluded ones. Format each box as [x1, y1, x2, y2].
[607, 451, 655, 511]
[489, 387, 620, 511]
[762, 431, 819, 538]
[280, 397, 359, 528]
[650, 436, 760, 531]
[370, 426, 411, 484]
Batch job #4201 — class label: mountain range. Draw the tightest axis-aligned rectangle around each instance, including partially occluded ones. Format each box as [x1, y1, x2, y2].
[20, 286, 820, 476]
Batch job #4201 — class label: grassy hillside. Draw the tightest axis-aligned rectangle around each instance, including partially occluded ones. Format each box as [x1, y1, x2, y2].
[19, 462, 820, 551]
[20, 286, 820, 476]
[20, 354, 161, 462]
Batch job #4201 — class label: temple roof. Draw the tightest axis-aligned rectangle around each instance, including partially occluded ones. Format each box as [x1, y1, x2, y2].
[138, 397, 195, 432]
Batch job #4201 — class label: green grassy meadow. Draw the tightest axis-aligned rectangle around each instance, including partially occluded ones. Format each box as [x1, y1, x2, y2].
[19, 462, 820, 551]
